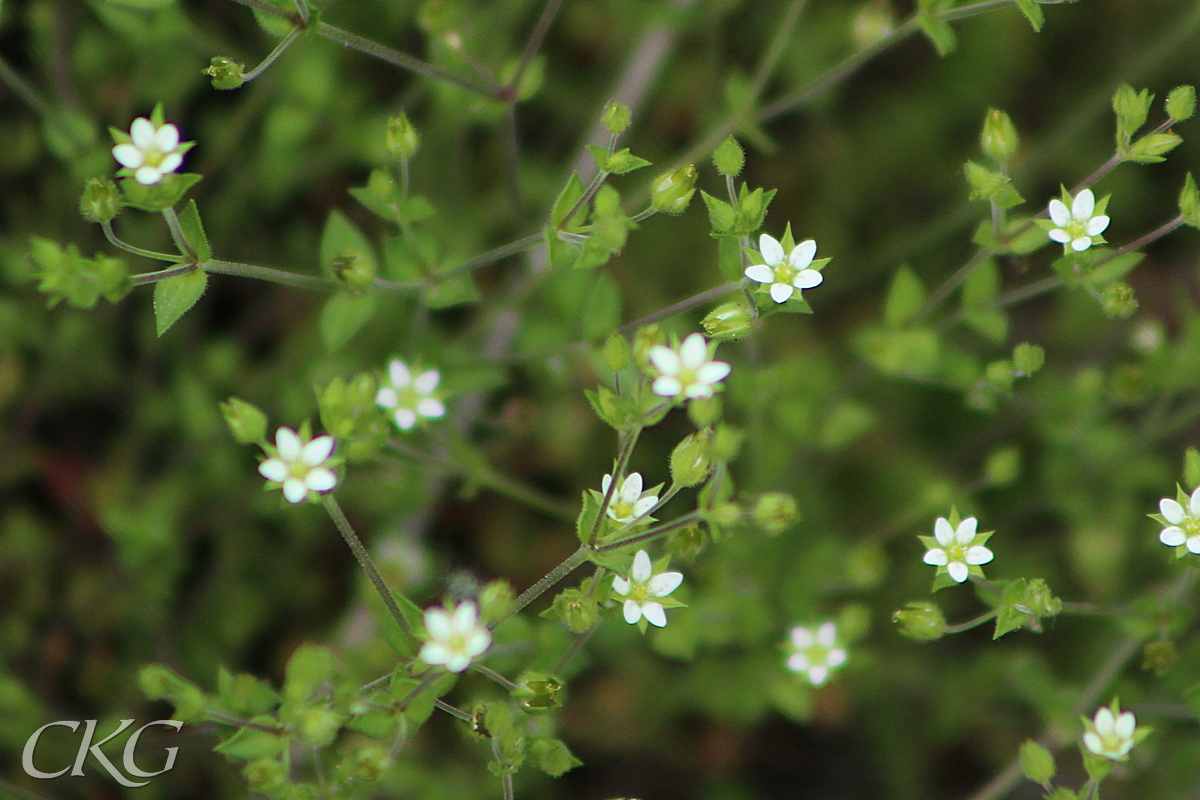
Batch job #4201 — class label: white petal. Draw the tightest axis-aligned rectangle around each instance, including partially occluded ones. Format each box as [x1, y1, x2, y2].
[301, 435, 335, 465]
[642, 602, 667, 627]
[258, 459, 288, 482]
[1188, 487, 1200, 516]
[769, 282, 794, 304]
[158, 153, 183, 175]
[793, 269, 823, 290]
[965, 545, 993, 565]
[678, 333, 709, 369]
[807, 665, 829, 686]
[282, 478, 307, 504]
[112, 143, 145, 168]
[954, 517, 978, 543]
[790, 626, 814, 649]
[648, 346, 681, 375]
[787, 652, 810, 673]
[947, 561, 969, 583]
[923, 548, 949, 566]
[1187, 536, 1200, 555]
[305, 469, 337, 493]
[388, 360, 413, 388]
[601, 474, 613, 494]
[826, 648, 847, 668]
[394, 408, 418, 429]
[623, 599, 642, 624]
[466, 630, 492, 657]
[787, 240, 817, 270]
[933, 517, 955, 546]
[129, 117, 156, 148]
[1048, 198, 1071, 227]
[684, 383, 715, 400]
[375, 387, 398, 408]
[1083, 732, 1103, 755]
[758, 234, 784, 265]
[1160, 526, 1185, 546]
[1048, 229, 1071, 244]
[622, 472, 644, 497]
[417, 398, 445, 419]
[632, 496, 658, 518]
[424, 608, 452, 640]
[611, 575, 630, 596]
[1160, 498, 1185, 524]
[1072, 189, 1095, 220]
[1093, 707, 1114, 732]
[1071, 236, 1092, 252]
[419, 642, 449, 666]
[445, 654, 471, 673]
[744, 264, 775, 284]
[1113, 712, 1136, 738]
[695, 361, 731, 385]
[652, 376, 682, 397]
[1085, 215, 1109, 236]
[154, 123, 179, 152]
[631, 550, 652, 582]
[816, 622, 837, 647]
[648, 571, 683, 597]
[414, 370, 440, 394]
[134, 165, 162, 185]
[450, 601, 479, 632]
[275, 427, 302, 460]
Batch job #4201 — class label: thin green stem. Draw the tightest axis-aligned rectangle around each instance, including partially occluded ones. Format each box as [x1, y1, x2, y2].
[400, 670, 444, 711]
[509, 0, 563, 96]
[323, 495, 415, 639]
[243, 27, 302, 82]
[132, 264, 200, 286]
[1112, 215, 1183, 256]
[553, 623, 598, 675]
[359, 673, 392, 695]
[594, 510, 703, 553]
[434, 699, 472, 722]
[617, 283, 741, 336]
[587, 428, 642, 545]
[472, 663, 517, 691]
[492, 738, 515, 800]
[291, 0, 310, 25]
[501, 545, 591, 624]
[205, 259, 335, 289]
[943, 609, 999, 635]
[161, 207, 196, 262]
[207, 710, 287, 735]
[0, 53, 89, 151]
[441, 233, 544, 279]
[102, 221, 186, 264]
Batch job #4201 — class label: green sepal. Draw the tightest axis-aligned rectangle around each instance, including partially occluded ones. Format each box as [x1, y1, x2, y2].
[1180, 173, 1200, 228]
[1126, 131, 1183, 163]
[917, 13, 956, 56]
[213, 719, 286, 761]
[138, 663, 208, 722]
[216, 667, 281, 718]
[119, 173, 202, 212]
[30, 238, 132, 308]
[1014, 0, 1044, 31]
[153, 267, 207, 336]
[220, 397, 269, 444]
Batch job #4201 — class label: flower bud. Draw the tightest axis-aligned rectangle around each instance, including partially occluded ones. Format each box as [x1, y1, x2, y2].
[650, 165, 697, 215]
[687, 396, 721, 427]
[244, 758, 286, 789]
[702, 301, 753, 341]
[79, 177, 122, 223]
[752, 492, 798, 534]
[670, 431, 711, 488]
[712, 136, 745, 178]
[1101, 283, 1137, 319]
[512, 671, 564, 714]
[386, 113, 420, 160]
[1021, 578, 1062, 618]
[202, 56, 246, 90]
[478, 579, 515, 624]
[632, 323, 665, 371]
[1167, 85, 1197, 122]
[668, 524, 706, 562]
[602, 331, 630, 373]
[220, 397, 268, 444]
[331, 253, 376, 291]
[893, 601, 947, 642]
[980, 108, 1019, 162]
[709, 423, 744, 464]
[602, 101, 631, 134]
[709, 501, 742, 528]
[851, 0, 895, 50]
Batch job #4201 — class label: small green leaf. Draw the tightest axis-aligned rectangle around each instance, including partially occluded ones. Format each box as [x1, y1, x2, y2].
[153, 268, 207, 336]
[320, 210, 377, 279]
[1012, 343, 1044, 375]
[993, 578, 1029, 639]
[551, 173, 586, 229]
[177, 199, 211, 262]
[220, 397, 268, 444]
[701, 191, 736, 233]
[917, 13, 956, 56]
[884, 266, 925, 328]
[214, 723, 285, 761]
[1180, 173, 1200, 228]
[717, 236, 743, 281]
[319, 292, 377, 351]
[529, 737, 582, 777]
[1014, 0, 1044, 31]
[1019, 739, 1055, 788]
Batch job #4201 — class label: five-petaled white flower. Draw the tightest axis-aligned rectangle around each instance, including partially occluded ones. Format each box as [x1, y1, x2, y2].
[612, 550, 683, 629]
[1157, 487, 1200, 554]
[375, 360, 446, 430]
[649, 332, 731, 400]
[1083, 702, 1138, 761]
[1048, 189, 1109, 252]
[744, 233, 824, 304]
[601, 472, 658, 525]
[419, 600, 491, 673]
[786, 621, 847, 686]
[112, 117, 186, 185]
[921, 516, 993, 583]
[258, 427, 338, 504]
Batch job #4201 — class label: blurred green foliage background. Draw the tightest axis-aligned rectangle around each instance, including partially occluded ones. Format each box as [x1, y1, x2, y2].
[3, 0, 1200, 798]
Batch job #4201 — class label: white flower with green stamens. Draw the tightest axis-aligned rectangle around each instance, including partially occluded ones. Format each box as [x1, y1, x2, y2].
[612, 550, 684, 630]
[1047, 188, 1110, 252]
[1082, 702, 1139, 761]
[1155, 486, 1200, 554]
[648, 333, 730, 400]
[112, 117, 187, 186]
[419, 600, 491, 673]
[375, 359, 445, 430]
[745, 233, 824, 304]
[920, 514, 993, 584]
[786, 622, 847, 686]
[258, 427, 338, 504]
[600, 472, 658, 525]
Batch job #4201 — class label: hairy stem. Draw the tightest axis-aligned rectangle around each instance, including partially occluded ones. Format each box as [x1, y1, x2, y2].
[323, 496, 415, 640]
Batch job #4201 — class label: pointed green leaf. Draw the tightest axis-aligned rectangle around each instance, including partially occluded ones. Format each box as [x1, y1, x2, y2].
[177, 199, 211, 262]
[319, 292, 377, 351]
[1015, 0, 1043, 31]
[153, 268, 207, 336]
[918, 13, 956, 56]
[885, 266, 925, 328]
[320, 209, 377, 279]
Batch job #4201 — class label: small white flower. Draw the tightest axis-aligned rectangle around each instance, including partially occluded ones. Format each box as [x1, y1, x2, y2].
[419, 600, 491, 673]
[1048, 189, 1110, 252]
[786, 621, 847, 686]
[1083, 702, 1138, 761]
[601, 472, 658, 525]
[745, 233, 824, 304]
[648, 332, 731, 400]
[611, 550, 683, 628]
[258, 427, 338, 504]
[375, 360, 445, 430]
[921, 516, 993, 583]
[1157, 487, 1200, 553]
[112, 117, 186, 185]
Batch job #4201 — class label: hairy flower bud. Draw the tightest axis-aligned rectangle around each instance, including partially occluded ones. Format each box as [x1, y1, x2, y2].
[752, 492, 798, 534]
[602, 101, 631, 134]
[670, 430, 712, 488]
[386, 113, 420, 160]
[702, 301, 753, 341]
[893, 601, 947, 641]
[980, 108, 1019, 162]
[79, 177, 122, 223]
[650, 165, 697, 215]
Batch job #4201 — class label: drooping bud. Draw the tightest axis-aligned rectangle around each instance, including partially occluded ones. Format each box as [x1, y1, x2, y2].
[649, 165, 698, 215]
[893, 601, 947, 641]
[602, 332, 630, 373]
[202, 56, 246, 90]
[702, 301, 753, 340]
